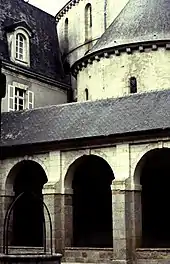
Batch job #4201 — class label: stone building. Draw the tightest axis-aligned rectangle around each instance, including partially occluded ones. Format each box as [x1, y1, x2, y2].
[1, 0, 170, 264]
[0, 0, 70, 112]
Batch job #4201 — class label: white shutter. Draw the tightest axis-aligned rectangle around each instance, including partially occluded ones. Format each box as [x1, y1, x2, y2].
[28, 90, 34, 109]
[8, 85, 15, 111]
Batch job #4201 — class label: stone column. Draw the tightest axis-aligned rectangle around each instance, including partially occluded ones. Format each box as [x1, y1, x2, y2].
[43, 183, 62, 253]
[63, 188, 73, 248]
[43, 184, 73, 254]
[112, 181, 128, 264]
[125, 183, 142, 262]
[111, 181, 142, 264]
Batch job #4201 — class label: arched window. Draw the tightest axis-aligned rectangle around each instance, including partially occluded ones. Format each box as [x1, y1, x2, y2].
[64, 18, 69, 54]
[85, 4, 92, 43]
[16, 33, 26, 61]
[7, 27, 31, 66]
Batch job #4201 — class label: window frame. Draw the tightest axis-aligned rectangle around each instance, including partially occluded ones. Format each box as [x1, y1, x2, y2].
[8, 85, 34, 112]
[15, 33, 26, 62]
[7, 27, 31, 67]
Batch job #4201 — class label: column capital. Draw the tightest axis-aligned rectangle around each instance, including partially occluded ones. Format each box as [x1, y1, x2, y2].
[43, 182, 57, 194]
[111, 181, 142, 191]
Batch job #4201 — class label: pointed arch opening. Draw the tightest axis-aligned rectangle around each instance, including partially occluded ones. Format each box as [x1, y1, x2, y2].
[5, 160, 48, 247]
[134, 148, 170, 248]
[64, 154, 114, 248]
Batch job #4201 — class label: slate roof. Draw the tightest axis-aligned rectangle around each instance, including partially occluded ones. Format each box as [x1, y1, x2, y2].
[89, 0, 170, 54]
[0, 0, 65, 81]
[1, 90, 170, 147]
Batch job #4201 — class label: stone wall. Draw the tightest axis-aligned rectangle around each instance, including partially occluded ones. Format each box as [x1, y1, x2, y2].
[76, 47, 170, 101]
[1, 138, 170, 263]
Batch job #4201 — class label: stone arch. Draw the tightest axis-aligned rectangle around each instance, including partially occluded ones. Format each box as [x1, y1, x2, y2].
[64, 154, 114, 248]
[4, 160, 48, 247]
[133, 147, 170, 248]
[5, 157, 48, 195]
[131, 143, 163, 185]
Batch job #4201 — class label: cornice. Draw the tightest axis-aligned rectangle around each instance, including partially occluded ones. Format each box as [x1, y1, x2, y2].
[2, 60, 71, 91]
[56, 0, 82, 23]
[71, 40, 170, 78]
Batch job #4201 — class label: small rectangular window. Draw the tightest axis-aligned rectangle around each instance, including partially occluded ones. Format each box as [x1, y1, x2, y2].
[129, 77, 137, 93]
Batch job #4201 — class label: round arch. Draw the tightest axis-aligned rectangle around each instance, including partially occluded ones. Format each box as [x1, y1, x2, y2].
[5, 160, 48, 195]
[4, 160, 48, 247]
[133, 147, 170, 248]
[64, 154, 114, 248]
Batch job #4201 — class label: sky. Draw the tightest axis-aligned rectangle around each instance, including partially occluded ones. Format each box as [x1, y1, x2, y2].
[28, 0, 68, 16]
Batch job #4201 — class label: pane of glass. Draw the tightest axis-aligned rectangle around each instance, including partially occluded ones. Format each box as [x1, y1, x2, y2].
[19, 90, 24, 97]
[19, 99, 23, 105]
[20, 42, 23, 47]
[19, 48, 23, 53]
[15, 89, 17, 96]
[19, 35, 23, 42]
[15, 97, 17, 104]
[19, 104, 24, 110]
[19, 54, 23, 60]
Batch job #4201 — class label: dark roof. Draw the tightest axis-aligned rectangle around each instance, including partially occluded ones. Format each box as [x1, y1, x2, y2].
[89, 0, 170, 54]
[1, 90, 170, 147]
[0, 0, 65, 82]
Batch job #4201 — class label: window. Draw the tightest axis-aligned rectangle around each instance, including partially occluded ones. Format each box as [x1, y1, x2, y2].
[8, 85, 34, 111]
[85, 88, 89, 100]
[7, 27, 31, 66]
[14, 87, 25, 111]
[16, 33, 26, 61]
[85, 3, 92, 49]
[129, 77, 137, 93]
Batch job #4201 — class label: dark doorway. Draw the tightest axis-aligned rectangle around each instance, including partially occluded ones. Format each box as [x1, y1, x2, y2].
[12, 161, 47, 247]
[141, 149, 170, 247]
[72, 155, 114, 248]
